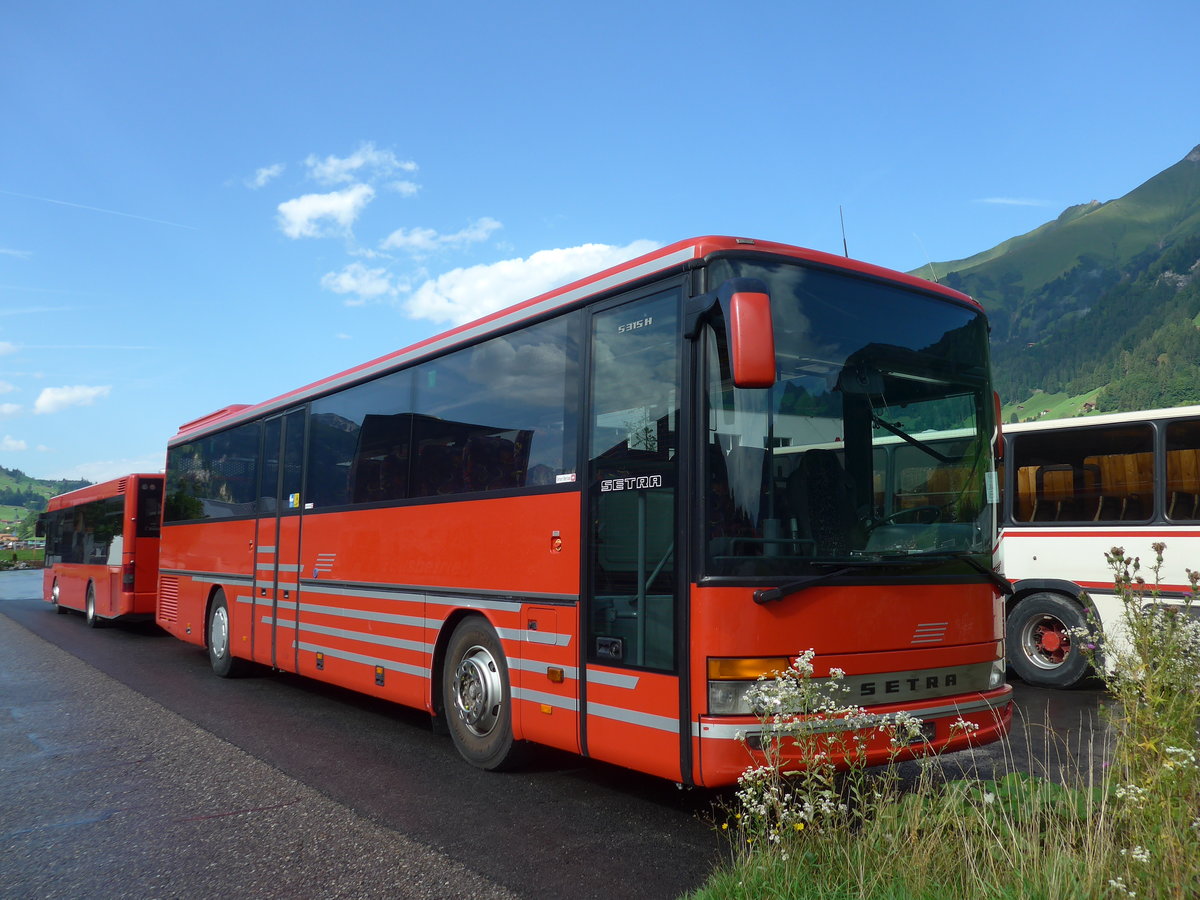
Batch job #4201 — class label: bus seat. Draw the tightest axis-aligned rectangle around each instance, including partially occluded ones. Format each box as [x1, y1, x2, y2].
[787, 449, 861, 556]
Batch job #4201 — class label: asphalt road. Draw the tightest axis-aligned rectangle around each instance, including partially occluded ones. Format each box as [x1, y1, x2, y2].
[0, 569, 1109, 899]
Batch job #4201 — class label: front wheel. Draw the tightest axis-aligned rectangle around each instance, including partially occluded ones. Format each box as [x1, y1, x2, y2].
[442, 617, 522, 771]
[1006, 592, 1091, 688]
[207, 590, 250, 678]
[51, 580, 68, 615]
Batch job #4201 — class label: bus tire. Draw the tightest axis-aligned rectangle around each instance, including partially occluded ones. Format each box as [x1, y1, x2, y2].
[51, 580, 68, 615]
[1006, 592, 1090, 688]
[85, 583, 104, 628]
[442, 617, 523, 771]
[207, 589, 250, 678]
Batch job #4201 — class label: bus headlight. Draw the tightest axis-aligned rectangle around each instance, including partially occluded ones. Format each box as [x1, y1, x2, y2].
[988, 659, 1006, 689]
[707, 657, 789, 715]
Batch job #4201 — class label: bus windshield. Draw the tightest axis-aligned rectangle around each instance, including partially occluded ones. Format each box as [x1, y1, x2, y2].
[703, 258, 995, 577]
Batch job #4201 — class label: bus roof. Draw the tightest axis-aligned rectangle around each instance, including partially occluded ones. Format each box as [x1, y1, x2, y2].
[44, 473, 164, 513]
[1005, 404, 1200, 436]
[171, 235, 980, 445]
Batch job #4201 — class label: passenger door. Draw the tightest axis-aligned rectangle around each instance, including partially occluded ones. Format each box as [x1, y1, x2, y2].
[252, 407, 307, 671]
[583, 288, 684, 781]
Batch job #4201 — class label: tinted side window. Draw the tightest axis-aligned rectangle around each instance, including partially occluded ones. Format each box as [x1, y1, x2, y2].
[413, 315, 580, 497]
[307, 369, 413, 508]
[1166, 418, 1200, 522]
[1011, 424, 1154, 523]
[164, 422, 260, 522]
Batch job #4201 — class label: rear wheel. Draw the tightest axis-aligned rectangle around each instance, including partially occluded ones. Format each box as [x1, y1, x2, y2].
[84, 583, 104, 628]
[207, 590, 250, 677]
[442, 617, 522, 770]
[1007, 592, 1091, 688]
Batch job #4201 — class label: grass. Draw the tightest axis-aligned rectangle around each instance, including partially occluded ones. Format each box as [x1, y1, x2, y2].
[1002, 388, 1103, 424]
[691, 546, 1200, 900]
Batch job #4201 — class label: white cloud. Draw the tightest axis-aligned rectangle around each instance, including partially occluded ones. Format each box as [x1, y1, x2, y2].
[0, 380, 14, 394]
[0, 403, 20, 416]
[34, 384, 112, 414]
[389, 180, 420, 197]
[0, 342, 18, 356]
[405, 240, 660, 326]
[1, 435, 26, 451]
[1, 247, 32, 259]
[277, 184, 375, 239]
[382, 217, 503, 255]
[247, 163, 285, 189]
[305, 142, 417, 186]
[320, 262, 404, 302]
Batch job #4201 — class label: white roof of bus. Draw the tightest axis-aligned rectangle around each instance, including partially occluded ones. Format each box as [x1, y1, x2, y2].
[1004, 404, 1200, 435]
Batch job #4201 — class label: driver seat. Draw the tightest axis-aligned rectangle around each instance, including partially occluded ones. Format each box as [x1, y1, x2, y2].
[787, 449, 862, 556]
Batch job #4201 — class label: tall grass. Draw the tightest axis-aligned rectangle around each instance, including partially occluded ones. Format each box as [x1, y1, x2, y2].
[692, 546, 1200, 900]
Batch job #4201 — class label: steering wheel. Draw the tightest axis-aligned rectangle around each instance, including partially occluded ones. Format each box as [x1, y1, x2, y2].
[871, 505, 942, 528]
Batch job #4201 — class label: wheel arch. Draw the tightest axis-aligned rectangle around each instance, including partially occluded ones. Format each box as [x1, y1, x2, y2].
[1006, 578, 1096, 621]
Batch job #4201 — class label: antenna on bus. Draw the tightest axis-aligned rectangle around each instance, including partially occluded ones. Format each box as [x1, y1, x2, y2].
[839, 206, 849, 257]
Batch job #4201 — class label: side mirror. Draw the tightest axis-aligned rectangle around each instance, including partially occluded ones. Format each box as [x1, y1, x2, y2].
[685, 278, 777, 389]
[725, 284, 776, 389]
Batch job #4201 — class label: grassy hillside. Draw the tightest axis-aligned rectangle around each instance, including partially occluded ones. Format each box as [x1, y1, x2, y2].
[914, 145, 1200, 416]
[0, 467, 92, 538]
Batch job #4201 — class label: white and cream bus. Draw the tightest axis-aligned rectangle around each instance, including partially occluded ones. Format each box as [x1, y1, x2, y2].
[999, 405, 1200, 687]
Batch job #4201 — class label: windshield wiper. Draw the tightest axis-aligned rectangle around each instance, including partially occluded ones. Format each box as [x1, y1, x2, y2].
[753, 566, 858, 605]
[870, 413, 953, 464]
[753, 553, 1012, 606]
[869, 550, 1013, 597]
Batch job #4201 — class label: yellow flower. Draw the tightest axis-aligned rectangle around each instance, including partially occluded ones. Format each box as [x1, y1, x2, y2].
[794, 822, 805, 831]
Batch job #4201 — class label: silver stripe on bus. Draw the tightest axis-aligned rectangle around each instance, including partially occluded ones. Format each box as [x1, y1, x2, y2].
[301, 583, 426, 605]
[257, 546, 276, 554]
[299, 602, 426, 629]
[496, 626, 572, 647]
[300, 621, 432, 654]
[586, 702, 680, 734]
[585, 668, 640, 690]
[160, 570, 257, 586]
[295, 641, 429, 679]
[263, 617, 297, 629]
[257, 562, 302, 572]
[522, 627, 572, 647]
[169, 245, 699, 441]
[513, 687, 579, 712]
[509, 657, 579, 681]
[692, 692, 1012, 740]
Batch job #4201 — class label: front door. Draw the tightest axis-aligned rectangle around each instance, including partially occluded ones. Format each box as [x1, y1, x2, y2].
[252, 407, 307, 671]
[584, 288, 684, 781]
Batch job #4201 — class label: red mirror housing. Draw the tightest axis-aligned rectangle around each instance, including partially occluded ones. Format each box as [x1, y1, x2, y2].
[728, 290, 776, 388]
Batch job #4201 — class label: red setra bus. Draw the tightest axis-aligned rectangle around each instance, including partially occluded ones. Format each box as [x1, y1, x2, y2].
[39, 473, 164, 626]
[158, 236, 1012, 786]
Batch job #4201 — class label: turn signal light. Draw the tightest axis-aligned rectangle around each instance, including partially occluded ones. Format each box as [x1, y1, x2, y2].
[707, 657, 790, 680]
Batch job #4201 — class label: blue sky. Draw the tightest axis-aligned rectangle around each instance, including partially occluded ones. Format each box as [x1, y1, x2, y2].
[2, 0, 1198, 481]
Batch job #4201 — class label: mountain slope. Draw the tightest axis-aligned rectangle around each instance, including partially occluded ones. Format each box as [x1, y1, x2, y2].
[916, 145, 1200, 415]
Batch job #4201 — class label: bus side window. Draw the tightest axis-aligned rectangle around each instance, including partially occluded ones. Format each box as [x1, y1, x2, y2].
[1167, 419, 1200, 522]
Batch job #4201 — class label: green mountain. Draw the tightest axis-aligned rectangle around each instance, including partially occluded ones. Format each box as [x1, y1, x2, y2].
[0, 466, 91, 538]
[918, 145, 1200, 419]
